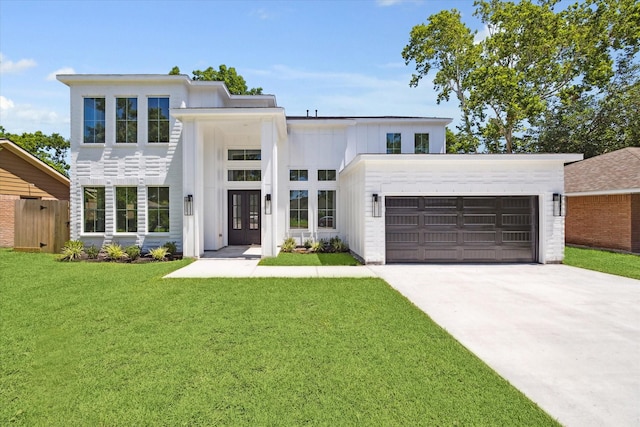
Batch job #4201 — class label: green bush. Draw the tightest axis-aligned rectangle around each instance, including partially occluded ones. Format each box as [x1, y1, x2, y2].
[103, 243, 126, 261]
[86, 245, 99, 259]
[163, 241, 177, 255]
[125, 245, 141, 261]
[281, 237, 297, 253]
[310, 241, 323, 253]
[149, 246, 168, 261]
[60, 240, 84, 261]
[303, 239, 313, 249]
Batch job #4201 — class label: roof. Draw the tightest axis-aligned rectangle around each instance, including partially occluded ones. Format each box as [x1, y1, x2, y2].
[0, 139, 70, 186]
[565, 147, 640, 195]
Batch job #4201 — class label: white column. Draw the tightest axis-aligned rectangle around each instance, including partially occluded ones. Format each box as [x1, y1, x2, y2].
[261, 119, 278, 257]
[182, 120, 197, 257]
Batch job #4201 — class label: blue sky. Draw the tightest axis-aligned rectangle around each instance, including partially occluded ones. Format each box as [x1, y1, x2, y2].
[0, 0, 485, 139]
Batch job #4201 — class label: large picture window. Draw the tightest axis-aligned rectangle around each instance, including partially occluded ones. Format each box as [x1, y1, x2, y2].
[318, 190, 336, 229]
[415, 133, 429, 154]
[386, 133, 401, 154]
[116, 98, 138, 143]
[83, 187, 105, 232]
[148, 97, 169, 143]
[115, 187, 137, 232]
[147, 187, 170, 232]
[83, 98, 105, 144]
[289, 190, 308, 229]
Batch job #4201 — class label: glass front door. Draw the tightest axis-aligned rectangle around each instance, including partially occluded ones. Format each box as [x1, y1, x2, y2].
[228, 190, 261, 245]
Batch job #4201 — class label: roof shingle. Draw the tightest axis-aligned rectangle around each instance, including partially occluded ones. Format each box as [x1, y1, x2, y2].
[565, 147, 640, 194]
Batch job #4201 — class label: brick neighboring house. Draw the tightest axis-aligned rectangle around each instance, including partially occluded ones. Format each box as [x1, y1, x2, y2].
[565, 147, 640, 254]
[0, 138, 70, 247]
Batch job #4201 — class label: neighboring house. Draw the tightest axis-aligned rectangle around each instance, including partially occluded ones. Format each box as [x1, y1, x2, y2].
[57, 74, 580, 263]
[0, 138, 70, 247]
[565, 147, 640, 254]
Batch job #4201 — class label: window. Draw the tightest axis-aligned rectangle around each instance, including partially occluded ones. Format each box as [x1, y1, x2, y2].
[228, 149, 261, 160]
[83, 187, 105, 232]
[116, 98, 137, 143]
[290, 169, 308, 181]
[148, 97, 169, 143]
[318, 169, 336, 181]
[83, 98, 105, 144]
[386, 133, 401, 154]
[289, 190, 308, 229]
[115, 187, 137, 232]
[415, 133, 430, 154]
[228, 170, 261, 181]
[318, 190, 336, 229]
[147, 187, 169, 232]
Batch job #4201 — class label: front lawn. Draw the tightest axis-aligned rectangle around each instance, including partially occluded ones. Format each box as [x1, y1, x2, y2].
[564, 246, 640, 280]
[258, 251, 360, 266]
[1, 250, 557, 425]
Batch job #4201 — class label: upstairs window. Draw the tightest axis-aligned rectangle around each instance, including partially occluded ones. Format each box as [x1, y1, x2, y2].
[228, 170, 261, 181]
[415, 133, 430, 154]
[290, 169, 308, 181]
[228, 149, 261, 160]
[148, 97, 169, 143]
[318, 169, 336, 181]
[386, 133, 401, 154]
[116, 98, 138, 143]
[83, 98, 105, 144]
[83, 187, 105, 232]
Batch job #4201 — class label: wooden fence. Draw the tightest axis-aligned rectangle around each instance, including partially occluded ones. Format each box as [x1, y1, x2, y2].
[14, 199, 70, 254]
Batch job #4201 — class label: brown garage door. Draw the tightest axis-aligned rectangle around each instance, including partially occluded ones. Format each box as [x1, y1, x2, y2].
[385, 196, 538, 263]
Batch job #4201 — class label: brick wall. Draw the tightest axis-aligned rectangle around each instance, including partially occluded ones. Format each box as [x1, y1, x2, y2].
[566, 194, 634, 252]
[632, 194, 640, 253]
[0, 194, 18, 247]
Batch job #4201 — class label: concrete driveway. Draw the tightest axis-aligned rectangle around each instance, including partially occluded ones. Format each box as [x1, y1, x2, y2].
[368, 263, 640, 427]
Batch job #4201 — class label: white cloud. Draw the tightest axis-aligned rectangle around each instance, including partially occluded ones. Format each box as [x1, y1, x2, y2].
[0, 53, 37, 74]
[474, 25, 491, 44]
[47, 67, 76, 81]
[0, 95, 15, 111]
[251, 8, 273, 20]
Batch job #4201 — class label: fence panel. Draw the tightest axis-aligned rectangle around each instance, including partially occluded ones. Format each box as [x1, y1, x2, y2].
[14, 199, 70, 253]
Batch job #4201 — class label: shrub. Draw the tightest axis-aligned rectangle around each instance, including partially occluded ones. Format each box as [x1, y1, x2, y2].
[163, 241, 177, 255]
[60, 240, 84, 261]
[86, 245, 99, 259]
[330, 236, 349, 253]
[103, 243, 126, 261]
[303, 239, 313, 249]
[125, 245, 141, 261]
[281, 237, 297, 253]
[149, 246, 168, 261]
[310, 241, 323, 253]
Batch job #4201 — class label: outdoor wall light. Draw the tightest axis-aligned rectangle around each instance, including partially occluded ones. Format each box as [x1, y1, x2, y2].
[372, 193, 382, 217]
[184, 194, 193, 216]
[553, 193, 563, 217]
[265, 193, 272, 215]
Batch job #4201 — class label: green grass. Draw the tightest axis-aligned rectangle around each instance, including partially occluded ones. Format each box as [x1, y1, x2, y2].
[564, 246, 640, 280]
[258, 251, 361, 266]
[1, 249, 557, 425]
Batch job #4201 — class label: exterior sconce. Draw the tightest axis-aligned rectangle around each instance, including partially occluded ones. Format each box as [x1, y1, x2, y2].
[553, 193, 564, 217]
[372, 193, 382, 217]
[184, 194, 193, 216]
[265, 193, 272, 215]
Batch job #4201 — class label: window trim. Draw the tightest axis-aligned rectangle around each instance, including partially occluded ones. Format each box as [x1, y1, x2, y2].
[290, 169, 309, 181]
[115, 97, 138, 144]
[115, 186, 138, 233]
[317, 189, 336, 229]
[414, 133, 430, 154]
[318, 169, 337, 181]
[82, 186, 106, 233]
[289, 189, 309, 229]
[147, 96, 170, 144]
[147, 186, 170, 233]
[83, 97, 106, 144]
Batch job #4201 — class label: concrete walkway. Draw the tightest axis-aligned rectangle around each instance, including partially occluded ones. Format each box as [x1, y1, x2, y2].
[166, 251, 640, 426]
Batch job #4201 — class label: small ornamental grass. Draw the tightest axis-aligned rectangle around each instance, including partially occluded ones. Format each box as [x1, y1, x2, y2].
[60, 240, 84, 261]
[103, 243, 126, 261]
[149, 246, 169, 261]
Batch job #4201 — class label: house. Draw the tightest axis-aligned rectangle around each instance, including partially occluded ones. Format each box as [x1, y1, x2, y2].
[0, 138, 70, 249]
[57, 74, 581, 263]
[565, 147, 640, 254]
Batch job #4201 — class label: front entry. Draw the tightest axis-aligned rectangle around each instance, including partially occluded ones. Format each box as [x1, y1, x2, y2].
[228, 190, 261, 245]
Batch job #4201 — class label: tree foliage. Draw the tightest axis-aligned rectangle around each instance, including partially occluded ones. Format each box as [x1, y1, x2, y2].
[403, 0, 639, 154]
[169, 65, 263, 95]
[0, 126, 69, 176]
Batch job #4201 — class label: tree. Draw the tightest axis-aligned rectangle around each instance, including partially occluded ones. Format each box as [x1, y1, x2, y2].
[533, 63, 640, 158]
[169, 65, 263, 95]
[0, 126, 69, 176]
[403, 0, 639, 153]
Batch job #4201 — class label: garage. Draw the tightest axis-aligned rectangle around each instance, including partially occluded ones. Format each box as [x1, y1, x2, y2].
[385, 196, 538, 263]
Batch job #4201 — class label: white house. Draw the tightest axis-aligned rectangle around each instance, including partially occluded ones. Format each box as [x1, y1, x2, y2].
[58, 74, 581, 263]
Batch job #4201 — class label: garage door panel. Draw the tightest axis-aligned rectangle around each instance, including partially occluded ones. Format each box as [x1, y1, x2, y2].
[386, 196, 538, 263]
